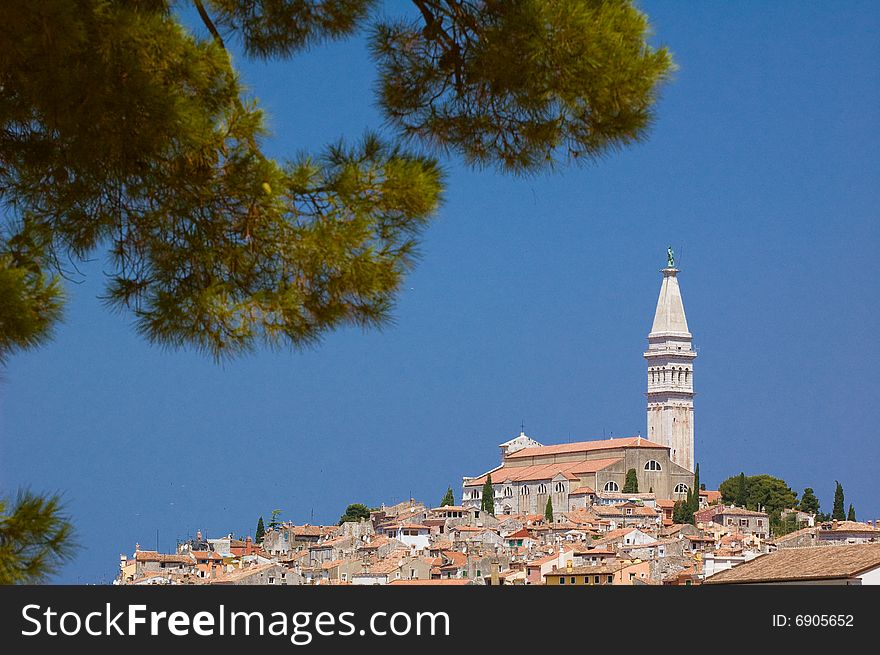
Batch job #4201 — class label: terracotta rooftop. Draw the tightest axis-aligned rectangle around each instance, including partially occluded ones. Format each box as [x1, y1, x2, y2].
[544, 562, 628, 576]
[706, 544, 880, 584]
[505, 436, 667, 459]
[717, 506, 768, 517]
[388, 579, 473, 585]
[464, 458, 622, 487]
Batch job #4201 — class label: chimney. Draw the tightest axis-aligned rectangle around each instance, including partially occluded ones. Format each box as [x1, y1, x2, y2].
[832, 520, 838, 530]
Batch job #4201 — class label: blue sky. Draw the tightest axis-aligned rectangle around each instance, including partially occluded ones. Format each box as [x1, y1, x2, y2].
[1, 2, 878, 583]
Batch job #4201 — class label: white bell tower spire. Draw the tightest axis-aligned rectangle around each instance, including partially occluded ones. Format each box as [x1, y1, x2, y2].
[645, 248, 696, 471]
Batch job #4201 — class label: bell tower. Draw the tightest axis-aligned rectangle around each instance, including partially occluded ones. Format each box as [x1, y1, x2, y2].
[645, 248, 696, 471]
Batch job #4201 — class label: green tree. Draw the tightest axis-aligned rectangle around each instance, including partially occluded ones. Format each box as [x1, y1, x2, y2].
[338, 503, 372, 525]
[440, 487, 455, 507]
[734, 472, 748, 507]
[832, 481, 846, 520]
[255, 516, 265, 543]
[0, 1, 673, 361]
[622, 468, 639, 494]
[544, 496, 554, 523]
[672, 499, 693, 525]
[799, 488, 820, 516]
[268, 508, 284, 529]
[481, 474, 495, 516]
[847, 504, 856, 521]
[771, 511, 800, 538]
[690, 463, 701, 516]
[719, 474, 797, 516]
[0, 490, 76, 584]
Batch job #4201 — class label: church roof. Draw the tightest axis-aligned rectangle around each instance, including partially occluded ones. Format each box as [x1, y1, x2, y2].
[463, 457, 623, 487]
[505, 436, 667, 460]
[649, 268, 690, 337]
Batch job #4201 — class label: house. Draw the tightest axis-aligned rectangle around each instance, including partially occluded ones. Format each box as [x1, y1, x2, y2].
[592, 503, 660, 529]
[705, 543, 880, 585]
[710, 506, 770, 539]
[207, 562, 301, 586]
[524, 548, 574, 584]
[381, 524, 432, 551]
[350, 550, 432, 585]
[544, 559, 651, 586]
[815, 520, 880, 545]
[703, 549, 761, 579]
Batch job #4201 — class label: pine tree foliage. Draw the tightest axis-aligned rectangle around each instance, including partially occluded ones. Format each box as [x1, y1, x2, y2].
[0, 1, 672, 360]
[799, 488, 820, 515]
[0, 490, 76, 584]
[255, 516, 265, 542]
[544, 496, 553, 523]
[847, 504, 856, 522]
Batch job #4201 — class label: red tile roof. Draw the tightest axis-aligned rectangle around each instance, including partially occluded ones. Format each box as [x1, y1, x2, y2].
[505, 436, 667, 460]
[464, 458, 622, 487]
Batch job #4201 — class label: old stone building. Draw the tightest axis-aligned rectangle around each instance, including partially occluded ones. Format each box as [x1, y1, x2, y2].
[462, 253, 698, 514]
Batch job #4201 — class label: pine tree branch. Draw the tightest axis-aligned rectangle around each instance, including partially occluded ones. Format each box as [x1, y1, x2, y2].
[193, 0, 226, 50]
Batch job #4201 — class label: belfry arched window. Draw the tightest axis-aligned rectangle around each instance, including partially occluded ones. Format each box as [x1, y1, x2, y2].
[603, 481, 620, 492]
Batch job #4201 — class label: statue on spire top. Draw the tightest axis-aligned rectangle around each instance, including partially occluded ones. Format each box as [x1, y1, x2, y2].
[666, 246, 675, 268]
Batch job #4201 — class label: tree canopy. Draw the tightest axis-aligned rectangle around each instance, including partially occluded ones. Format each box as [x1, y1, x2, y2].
[0, 0, 673, 361]
[799, 488, 820, 515]
[719, 473, 797, 517]
[338, 503, 372, 524]
[0, 490, 76, 584]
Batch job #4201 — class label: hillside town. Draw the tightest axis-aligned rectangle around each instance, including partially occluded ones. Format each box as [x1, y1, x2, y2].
[115, 491, 880, 586]
[115, 255, 880, 586]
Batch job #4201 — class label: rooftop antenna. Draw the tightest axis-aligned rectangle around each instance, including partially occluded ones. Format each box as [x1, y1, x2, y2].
[521, 420, 525, 435]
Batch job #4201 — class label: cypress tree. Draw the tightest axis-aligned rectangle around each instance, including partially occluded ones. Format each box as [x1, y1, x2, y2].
[440, 487, 455, 507]
[832, 481, 846, 520]
[623, 468, 639, 493]
[481, 474, 495, 516]
[545, 497, 554, 523]
[689, 463, 701, 517]
[255, 516, 265, 543]
[847, 504, 856, 521]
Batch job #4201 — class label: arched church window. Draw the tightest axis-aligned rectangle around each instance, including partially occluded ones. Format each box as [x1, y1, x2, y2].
[644, 460, 662, 471]
[554, 482, 565, 493]
[537, 484, 547, 494]
[520, 486, 530, 496]
[603, 481, 620, 492]
[674, 483, 689, 495]
[504, 487, 512, 497]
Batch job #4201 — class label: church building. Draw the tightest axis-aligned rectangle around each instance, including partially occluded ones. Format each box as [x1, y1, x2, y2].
[462, 252, 697, 514]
